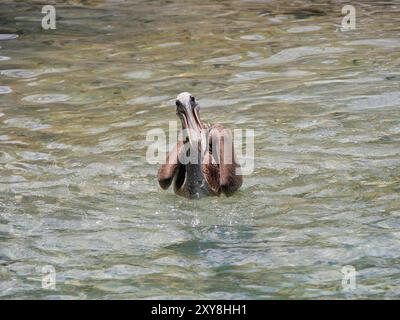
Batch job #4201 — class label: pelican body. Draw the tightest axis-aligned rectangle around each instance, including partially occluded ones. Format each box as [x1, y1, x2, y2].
[157, 92, 242, 198]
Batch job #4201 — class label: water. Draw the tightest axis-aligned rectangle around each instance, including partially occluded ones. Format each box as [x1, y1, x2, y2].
[1, 0, 400, 299]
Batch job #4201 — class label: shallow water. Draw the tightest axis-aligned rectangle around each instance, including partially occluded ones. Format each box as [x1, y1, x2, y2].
[1, 0, 400, 299]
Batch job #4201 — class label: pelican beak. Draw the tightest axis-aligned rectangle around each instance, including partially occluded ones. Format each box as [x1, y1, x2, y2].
[176, 99, 204, 149]
[185, 108, 202, 147]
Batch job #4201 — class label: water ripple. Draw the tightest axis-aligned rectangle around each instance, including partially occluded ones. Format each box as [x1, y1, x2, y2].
[0, 34, 18, 41]
[124, 70, 153, 80]
[22, 94, 71, 104]
[0, 86, 12, 94]
[286, 25, 321, 33]
[239, 46, 352, 67]
[0, 68, 68, 78]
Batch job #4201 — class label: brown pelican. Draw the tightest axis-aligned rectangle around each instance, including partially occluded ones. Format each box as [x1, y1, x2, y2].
[157, 92, 242, 198]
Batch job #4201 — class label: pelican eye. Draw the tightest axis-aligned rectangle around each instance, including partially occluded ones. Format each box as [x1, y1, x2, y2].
[190, 96, 195, 104]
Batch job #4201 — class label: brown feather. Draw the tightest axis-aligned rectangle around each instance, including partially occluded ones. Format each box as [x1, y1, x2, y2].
[157, 140, 184, 189]
[201, 152, 221, 194]
[208, 124, 243, 196]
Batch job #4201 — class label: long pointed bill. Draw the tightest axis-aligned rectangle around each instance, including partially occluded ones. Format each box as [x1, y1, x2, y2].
[179, 108, 206, 160]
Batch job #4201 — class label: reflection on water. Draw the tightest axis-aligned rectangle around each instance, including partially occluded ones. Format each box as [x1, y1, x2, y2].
[1, 0, 400, 299]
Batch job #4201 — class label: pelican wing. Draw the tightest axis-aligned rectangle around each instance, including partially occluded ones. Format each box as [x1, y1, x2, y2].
[157, 140, 184, 190]
[206, 124, 242, 196]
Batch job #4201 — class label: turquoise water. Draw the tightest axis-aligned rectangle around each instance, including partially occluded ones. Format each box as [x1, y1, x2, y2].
[1, 0, 400, 299]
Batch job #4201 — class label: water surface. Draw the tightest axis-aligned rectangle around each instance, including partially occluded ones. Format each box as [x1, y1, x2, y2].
[1, 0, 400, 299]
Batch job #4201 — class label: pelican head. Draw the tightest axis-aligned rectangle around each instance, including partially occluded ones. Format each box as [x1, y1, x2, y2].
[175, 92, 205, 149]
